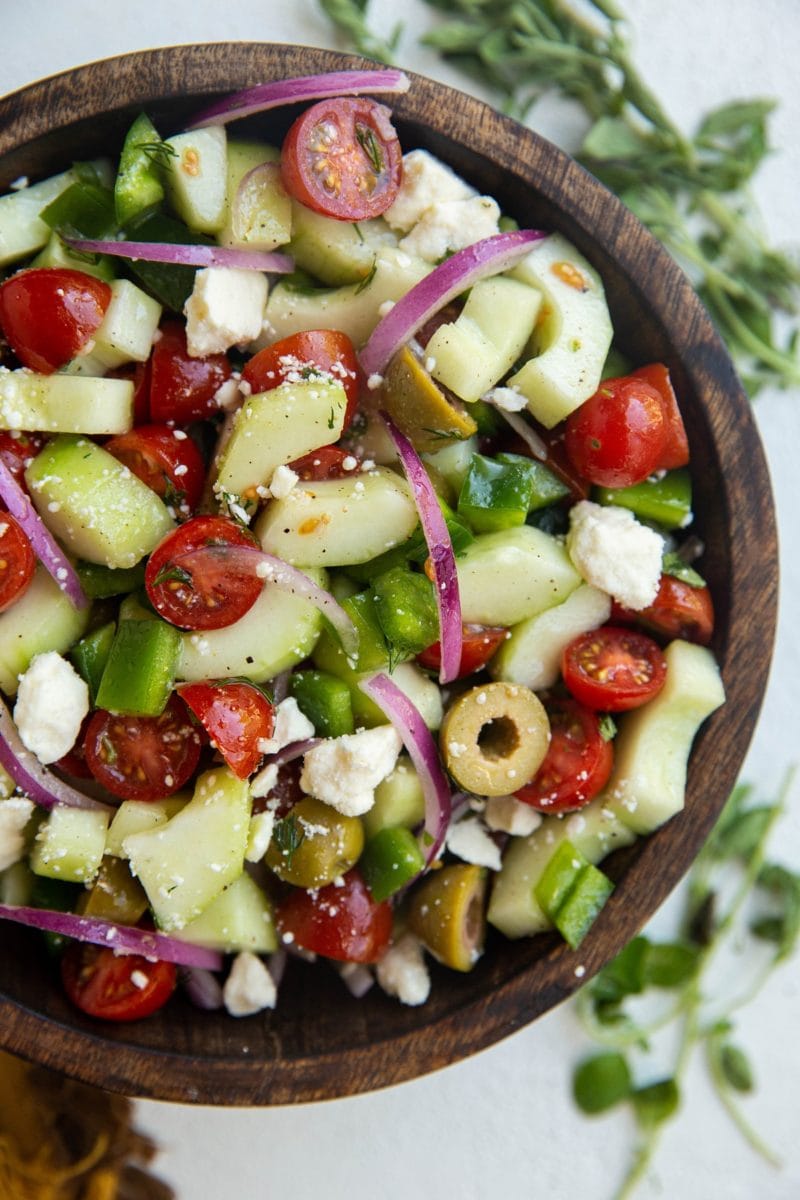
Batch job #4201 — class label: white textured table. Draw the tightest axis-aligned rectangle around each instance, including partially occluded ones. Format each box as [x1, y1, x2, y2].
[2, 3, 799, 1197]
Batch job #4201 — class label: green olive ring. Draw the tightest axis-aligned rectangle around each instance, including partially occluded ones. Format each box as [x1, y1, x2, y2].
[439, 681, 550, 797]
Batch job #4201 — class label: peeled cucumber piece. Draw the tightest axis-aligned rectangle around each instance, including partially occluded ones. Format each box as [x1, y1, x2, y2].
[105, 795, 189, 858]
[32, 233, 117, 281]
[177, 568, 327, 683]
[488, 796, 636, 939]
[289, 203, 397, 286]
[178, 872, 277, 953]
[456, 525, 581, 627]
[363, 757, 426, 839]
[124, 767, 251, 931]
[602, 640, 725, 836]
[0, 169, 77, 267]
[29, 806, 110, 885]
[86, 278, 162, 370]
[164, 126, 227, 235]
[26, 436, 174, 569]
[0, 369, 133, 434]
[507, 234, 613, 428]
[256, 467, 418, 567]
[491, 584, 611, 689]
[218, 141, 291, 251]
[426, 277, 542, 403]
[0, 567, 90, 695]
[215, 379, 348, 502]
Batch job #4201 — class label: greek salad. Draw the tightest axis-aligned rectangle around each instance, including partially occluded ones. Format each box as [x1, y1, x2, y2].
[0, 69, 725, 1021]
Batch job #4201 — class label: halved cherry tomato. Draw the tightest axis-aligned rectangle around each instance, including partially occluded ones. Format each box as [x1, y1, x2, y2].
[106, 424, 205, 518]
[0, 268, 111, 373]
[280, 97, 402, 222]
[631, 363, 689, 470]
[178, 681, 274, 779]
[145, 515, 263, 631]
[564, 375, 667, 489]
[275, 869, 393, 963]
[0, 431, 42, 492]
[562, 625, 667, 712]
[0, 512, 35, 613]
[514, 698, 613, 813]
[289, 445, 359, 480]
[107, 359, 152, 425]
[242, 329, 361, 430]
[149, 320, 232, 423]
[84, 695, 203, 801]
[612, 574, 714, 646]
[61, 942, 176, 1022]
[417, 624, 508, 678]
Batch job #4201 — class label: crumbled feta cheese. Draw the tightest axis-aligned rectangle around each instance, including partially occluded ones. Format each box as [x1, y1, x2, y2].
[249, 761, 279, 800]
[299, 726, 402, 817]
[484, 795, 543, 837]
[257, 698, 315, 756]
[245, 810, 275, 862]
[184, 267, 268, 356]
[445, 816, 502, 871]
[223, 951, 277, 1016]
[268, 463, 299, 500]
[213, 377, 241, 411]
[399, 196, 501, 263]
[0, 797, 35, 871]
[376, 934, 431, 1007]
[14, 652, 89, 764]
[485, 386, 528, 413]
[384, 149, 476, 233]
[567, 500, 663, 611]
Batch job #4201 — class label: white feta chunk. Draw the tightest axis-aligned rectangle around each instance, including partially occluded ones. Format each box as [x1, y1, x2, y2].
[249, 762, 279, 800]
[299, 726, 402, 817]
[484, 794, 543, 837]
[384, 149, 475, 233]
[223, 951, 277, 1016]
[14, 652, 89, 764]
[268, 463, 299, 500]
[0, 797, 35, 871]
[376, 934, 431, 1007]
[184, 267, 268, 356]
[245, 810, 275, 862]
[567, 500, 663, 611]
[257, 697, 315, 757]
[399, 196, 501, 263]
[485, 386, 528, 413]
[445, 815, 502, 871]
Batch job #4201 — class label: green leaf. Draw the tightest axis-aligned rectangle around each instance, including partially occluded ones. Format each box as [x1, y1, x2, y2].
[643, 941, 699, 989]
[719, 1043, 755, 1094]
[632, 1078, 680, 1129]
[589, 935, 649, 1004]
[710, 805, 776, 862]
[582, 116, 649, 161]
[573, 1052, 632, 1115]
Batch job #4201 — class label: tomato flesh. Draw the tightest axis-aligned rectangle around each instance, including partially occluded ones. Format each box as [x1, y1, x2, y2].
[613, 574, 714, 646]
[61, 942, 176, 1021]
[564, 376, 667, 489]
[243, 329, 361, 430]
[84, 695, 203, 801]
[0, 431, 42, 492]
[106, 423, 205, 518]
[149, 320, 232, 423]
[0, 512, 35, 613]
[289, 445, 359, 481]
[281, 98, 402, 222]
[276, 869, 393, 963]
[631, 363, 689, 469]
[145, 515, 263, 631]
[417, 624, 508, 678]
[178, 681, 274, 779]
[515, 698, 614, 814]
[0, 268, 111, 373]
[562, 625, 667, 712]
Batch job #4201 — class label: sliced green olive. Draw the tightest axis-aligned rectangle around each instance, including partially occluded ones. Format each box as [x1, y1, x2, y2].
[407, 863, 487, 971]
[266, 796, 364, 889]
[440, 681, 550, 796]
[77, 855, 149, 925]
[379, 345, 477, 453]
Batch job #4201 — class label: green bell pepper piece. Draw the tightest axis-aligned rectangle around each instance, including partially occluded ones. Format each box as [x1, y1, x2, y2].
[76, 560, 147, 599]
[69, 620, 116, 704]
[534, 838, 615, 950]
[115, 112, 168, 225]
[594, 468, 692, 531]
[359, 826, 425, 901]
[496, 452, 570, 511]
[372, 566, 439, 660]
[289, 669, 355, 739]
[95, 617, 181, 716]
[458, 453, 534, 532]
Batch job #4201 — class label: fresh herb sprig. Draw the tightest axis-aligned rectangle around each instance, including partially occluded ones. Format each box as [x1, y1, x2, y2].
[572, 768, 798, 1199]
[319, 0, 800, 395]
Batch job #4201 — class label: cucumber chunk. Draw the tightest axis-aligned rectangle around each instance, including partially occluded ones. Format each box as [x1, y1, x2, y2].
[0, 567, 90, 696]
[0, 170, 76, 267]
[177, 872, 277, 954]
[164, 126, 227, 235]
[32, 233, 117, 281]
[88, 278, 162, 370]
[0, 370, 133, 435]
[490, 583, 612, 690]
[30, 806, 110, 885]
[105, 795, 189, 858]
[25, 436, 174, 569]
[456, 525, 581, 627]
[289, 204, 397, 285]
[363, 756, 426, 839]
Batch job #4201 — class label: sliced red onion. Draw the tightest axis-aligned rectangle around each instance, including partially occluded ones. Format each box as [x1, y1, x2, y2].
[0, 698, 110, 813]
[65, 237, 293, 273]
[271, 669, 292, 705]
[0, 460, 88, 609]
[173, 544, 359, 660]
[0, 904, 224, 970]
[187, 69, 410, 129]
[180, 965, 225, 1009]
[264, 737, 321, 768]
[267, 948, 288, 988]
[359, 673, 452, 867]
[359, 230, 548, 378]
[337, 960, 374, 998]
[485, 404, 547, 461]
[381, 412, 461, 684]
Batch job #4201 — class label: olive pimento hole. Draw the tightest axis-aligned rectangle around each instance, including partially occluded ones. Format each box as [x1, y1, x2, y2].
[477, 716, 519, 761]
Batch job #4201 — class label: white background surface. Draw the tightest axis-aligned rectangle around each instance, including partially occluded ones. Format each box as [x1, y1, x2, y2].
[2, 3, 799, 1197]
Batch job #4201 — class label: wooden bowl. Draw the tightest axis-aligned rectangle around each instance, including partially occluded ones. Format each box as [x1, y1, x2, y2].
[0, 44, 777, 1105]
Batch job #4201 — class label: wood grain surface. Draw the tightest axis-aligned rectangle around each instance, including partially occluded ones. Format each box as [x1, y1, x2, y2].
[0, 44, 778, 1105]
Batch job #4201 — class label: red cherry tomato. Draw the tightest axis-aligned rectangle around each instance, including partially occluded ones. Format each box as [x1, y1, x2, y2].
[149, 320, 232, 423]
[562, 625, 667, 712]
[84, 695, 203, 801]
[106, 424, 205, 518]
[612, 574, 714, 646]
[564, 376, 668, 489]
[0, 268, 111, 373]
[0, 512, 35, 613]
[0, 431, 42, 492]
[280, 98, 402, 222]
[514, 698, 614, 814]
[289, 445, 359, 481]
[417, 624, 508, 678]
[275, 870, 393, 963]
[242, 329, 361, 430]
[107, 359, 152, 425]
[178, 681, 274, 779]
[630, 363, 689, 470]
[61, 942, 176, 1021]
[145, 515, 263, 631]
